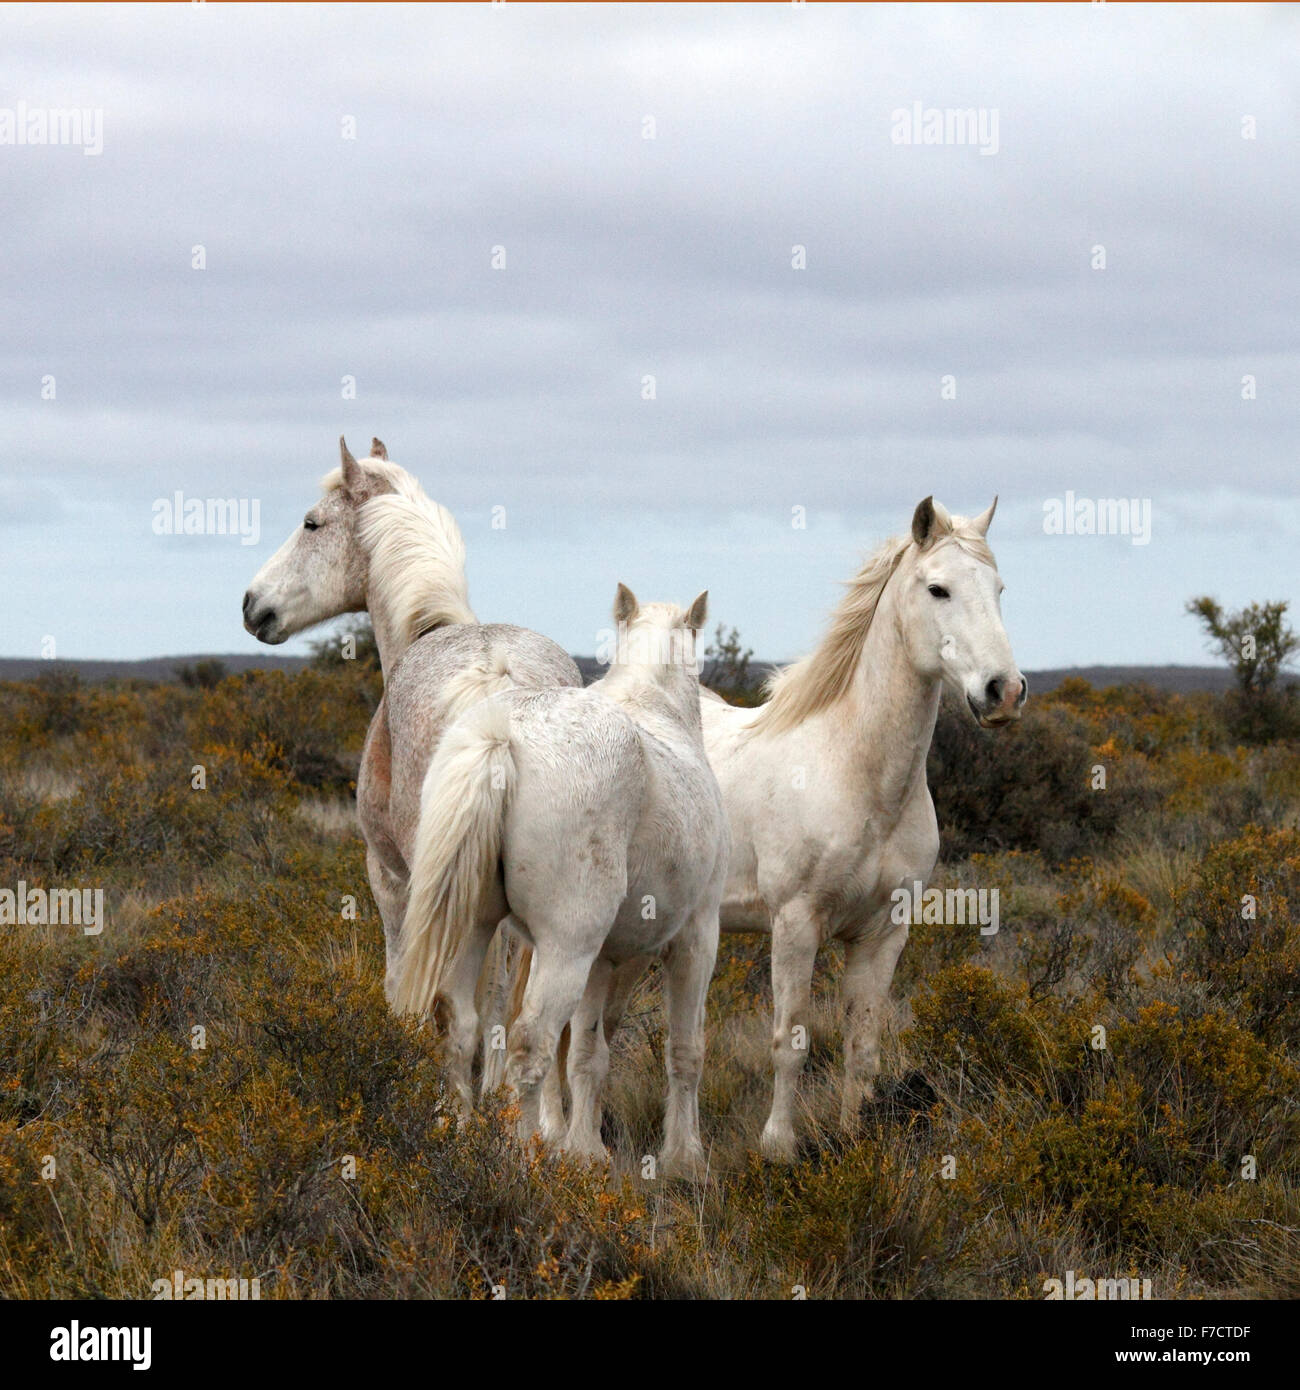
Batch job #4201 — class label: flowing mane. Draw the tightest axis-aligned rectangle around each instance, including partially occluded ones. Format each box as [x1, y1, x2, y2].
[321, 461, 476, 657]
[754, 525, 996, 735]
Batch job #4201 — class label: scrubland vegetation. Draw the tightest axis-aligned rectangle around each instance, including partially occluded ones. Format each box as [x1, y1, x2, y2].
[0, 656, 1296, 1299]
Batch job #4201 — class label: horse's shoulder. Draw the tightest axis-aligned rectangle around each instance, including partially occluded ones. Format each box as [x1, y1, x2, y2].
[357, 697, 393, 825]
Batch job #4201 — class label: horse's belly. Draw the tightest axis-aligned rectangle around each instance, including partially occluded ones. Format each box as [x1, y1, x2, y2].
[719, 896, 771, 933]
[602, 920, 677, 961]
[602, 880, 696, 959]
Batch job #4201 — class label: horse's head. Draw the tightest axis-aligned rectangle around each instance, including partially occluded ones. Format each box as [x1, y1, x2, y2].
[611, 583, 709, 677]
[242, 436, 393, 644]
[899, 496, 1027, 727]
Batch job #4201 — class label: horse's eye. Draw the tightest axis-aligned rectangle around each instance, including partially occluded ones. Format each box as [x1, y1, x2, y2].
[303, 518, 320, 532]
[927, 584, 949, 599]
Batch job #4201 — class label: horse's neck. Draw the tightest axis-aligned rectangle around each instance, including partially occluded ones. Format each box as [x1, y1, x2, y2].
[601, 665, 703, 743]
[840, 586, 940, 816]
[366, 591, 420, 682]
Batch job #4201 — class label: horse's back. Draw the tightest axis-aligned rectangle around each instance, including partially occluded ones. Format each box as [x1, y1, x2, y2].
[502, 686, 647, 828]
[389, 622, 579, 706]
[504, 687, 724, 957]
[371, 621, 582, 867]
[498, 687, 648, 939]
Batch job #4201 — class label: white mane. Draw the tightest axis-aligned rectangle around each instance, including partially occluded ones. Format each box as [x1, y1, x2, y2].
[321, 460, 476, 656]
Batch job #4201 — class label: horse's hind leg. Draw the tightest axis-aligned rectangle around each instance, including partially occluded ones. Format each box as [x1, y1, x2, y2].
[439, 915, 499, 1118]
[839, 920, 908, 1132]
[492, 935, 567, 1140]
[565, 953, 652, 1148]
[506, 947, 600, 1147]
[659, 912, 719, 1179]
[564, 959, 614, 1160]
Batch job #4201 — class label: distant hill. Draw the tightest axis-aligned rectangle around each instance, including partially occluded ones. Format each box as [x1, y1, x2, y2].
[0, 653, 314, 684]
[1025, 665, 1242, 695]
[2, 654, 1290, 696]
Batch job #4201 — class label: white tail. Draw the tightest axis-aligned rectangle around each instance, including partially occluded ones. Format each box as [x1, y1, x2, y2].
[392, 700, 516, 1020]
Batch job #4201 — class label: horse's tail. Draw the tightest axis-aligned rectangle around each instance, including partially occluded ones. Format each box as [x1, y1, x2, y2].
[438, 642, 516, 725]
[391, 700, 516, 1021]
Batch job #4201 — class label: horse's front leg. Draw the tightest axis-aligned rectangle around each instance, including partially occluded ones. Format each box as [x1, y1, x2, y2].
[364, 845, 408, 1005]
[358, 702, 405, 1000]
[479, 919, 524, 1098]
[839, 919, 908, 1132]
[761, 898, 821, 1163]
[659, 912, 719, 1179]
[603, 953, 655, 1042]
[539, 1039, 568, 1143]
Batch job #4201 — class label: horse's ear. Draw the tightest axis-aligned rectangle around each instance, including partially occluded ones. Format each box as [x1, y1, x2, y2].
[339, 436, 364, 497]
[971, 496, 998, 536]
[370, 438, 388, 460]
[912, 496, 954, 547]
[683, 591, 708, 631]
[614, 583, 639, 624]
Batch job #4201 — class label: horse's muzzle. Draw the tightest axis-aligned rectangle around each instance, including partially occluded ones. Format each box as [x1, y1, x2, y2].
[968, 673, 1028, 728]
[242, 591, 282, 643]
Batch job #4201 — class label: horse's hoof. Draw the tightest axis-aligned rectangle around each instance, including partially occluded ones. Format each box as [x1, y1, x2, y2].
[657, 1146, 707, 1181]
[759, 1126, 797, 1164]
[561, 1141, 611, 1165]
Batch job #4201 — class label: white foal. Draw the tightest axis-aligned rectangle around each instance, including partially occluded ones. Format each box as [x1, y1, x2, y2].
[393, 586, 729, 1177]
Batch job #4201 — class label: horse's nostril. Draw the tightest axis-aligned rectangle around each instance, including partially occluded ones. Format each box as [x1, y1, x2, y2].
[242, 591, 253, 619]
[985, 678, 1003, 707]
[1017, 675, 1029, 705]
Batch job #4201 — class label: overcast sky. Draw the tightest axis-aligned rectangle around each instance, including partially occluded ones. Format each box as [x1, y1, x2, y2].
[3, 2, 1297, 670]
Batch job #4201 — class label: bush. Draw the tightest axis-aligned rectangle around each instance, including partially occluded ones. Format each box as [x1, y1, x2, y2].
[1177, 826, 1300, 1049]
[928, 697, 1157, 862]
[1, 663, 1298, 1300]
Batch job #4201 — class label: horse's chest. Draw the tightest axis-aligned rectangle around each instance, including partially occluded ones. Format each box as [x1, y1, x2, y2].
[762, 807, 935, 939]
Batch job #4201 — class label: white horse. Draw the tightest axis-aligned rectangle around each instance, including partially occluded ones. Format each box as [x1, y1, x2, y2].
[242, 437, 582, 1026]
[392, 585, 728, 1176]
[533, 496, 1026, 1160]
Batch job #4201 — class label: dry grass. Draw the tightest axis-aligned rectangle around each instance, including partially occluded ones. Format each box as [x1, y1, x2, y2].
[0, 668, 1297, 1299]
